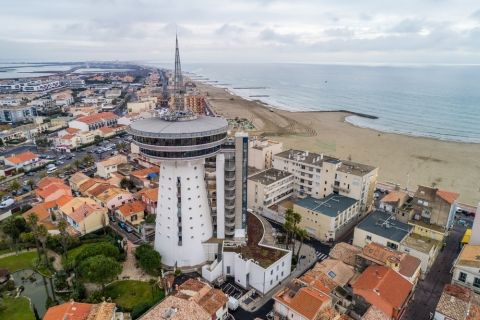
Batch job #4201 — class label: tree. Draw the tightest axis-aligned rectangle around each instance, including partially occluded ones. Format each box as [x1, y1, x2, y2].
[83, 154, 94, 165]
[283, 209, 301, 252]
[73, 159, 81, 169]
[135, 244, 162, 276]
[26, 213, 43, 261]
[94, 135, 103, 145]
[78, 255, 122, 291]
[26, 179, 35, 191]
[75, 242, 120, 266]
[2, 216, 28, 253]
[58, 220, 69, 258]
[120, 178, 135, 191]
[8, 179, 21, 193]
[295, 228, 309, 260]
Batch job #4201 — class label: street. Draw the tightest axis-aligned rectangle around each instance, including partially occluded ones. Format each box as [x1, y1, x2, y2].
[401, 223, 465, 320]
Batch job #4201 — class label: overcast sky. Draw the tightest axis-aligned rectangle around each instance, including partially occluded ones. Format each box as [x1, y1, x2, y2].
[1, 0, 480, 64]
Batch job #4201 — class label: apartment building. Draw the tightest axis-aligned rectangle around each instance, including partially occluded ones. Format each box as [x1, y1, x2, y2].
[294, 194, 360, 242]
[247, 168, 294, 213]
[0, 104, 39, 123]
[452, 245, 480, 294]
[184, 94, 206, 114]
[273, 149, 378, 212]
[68, 111, 118, 132]
[96, 154, 128, 179]
[248, 138, 283, 170]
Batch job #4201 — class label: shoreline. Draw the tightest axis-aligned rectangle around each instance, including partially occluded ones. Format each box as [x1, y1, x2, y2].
[196, 81, 480, 205]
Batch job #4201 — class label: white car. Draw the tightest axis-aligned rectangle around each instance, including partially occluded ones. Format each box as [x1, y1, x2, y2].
[0, 198, 15, 208]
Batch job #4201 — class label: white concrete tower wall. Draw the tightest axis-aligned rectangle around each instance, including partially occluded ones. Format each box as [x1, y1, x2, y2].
[155, 159, 213, 267]
[216, 154, 225, 239]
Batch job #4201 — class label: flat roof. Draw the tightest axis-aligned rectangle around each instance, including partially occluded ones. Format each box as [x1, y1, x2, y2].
[129, 115, 228, 137]
[295, 194, 358, 217]
[357, 211, 413, 243]
[249, 168, 292, 186]
[402, 233, 439, 253]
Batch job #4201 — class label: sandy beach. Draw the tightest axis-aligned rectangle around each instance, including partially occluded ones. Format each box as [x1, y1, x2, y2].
[197, 82, 480, 206]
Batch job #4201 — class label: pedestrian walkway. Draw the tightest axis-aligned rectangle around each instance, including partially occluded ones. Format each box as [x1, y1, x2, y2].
[118, 240, 154, 281]
[315, 251, 328, 262]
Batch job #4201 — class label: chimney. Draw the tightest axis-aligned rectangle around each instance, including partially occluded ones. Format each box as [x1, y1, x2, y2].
[72, 207, 74, 212]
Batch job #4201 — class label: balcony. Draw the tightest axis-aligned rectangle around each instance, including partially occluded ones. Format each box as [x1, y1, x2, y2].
[332, 184, 350, 193]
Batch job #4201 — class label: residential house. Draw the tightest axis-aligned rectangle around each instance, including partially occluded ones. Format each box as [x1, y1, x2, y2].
[69, 172, 90, 192]
[22, 195, 73, 235]
[352, 266, 413, 320]
[452, 245, 480, 294]
[273, 280, 334, 320]
[355, 242, 421, 285]
[295, 195, 360, 242]
[136, 187, 158, 215]
[311, 258, 356, 288]
[43, 301, 120, 320]
[409, 185, 459, 234]
[247, 168, 294, 214]
[379, 191, 409, 214]
[93, 186, 134, 211]
[248, 138, 283, 170]
[273, 149, 378, 211]
[329, 242, 362, 267]
[4, 151, 41, 171]
[116, 200, 145, 225]
[140, 278, 228, 320]
[434, 284, 480, 320]
[400, 233, 440, 275]
[353, 211, 413, 250]
[59, 197, 109, 235]
[68, 111, 118, 132]
[129, 166, 159, 188]
[96, 155, 128, 179]
[35, 177, 72, 202]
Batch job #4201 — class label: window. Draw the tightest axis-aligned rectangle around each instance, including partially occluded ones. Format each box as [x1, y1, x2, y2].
[459, 272, 467, 283]
[474, 278, 480, 288]
[366, 235, 372, 241]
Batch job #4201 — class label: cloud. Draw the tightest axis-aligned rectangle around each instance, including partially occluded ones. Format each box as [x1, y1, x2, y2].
[259, 28, 299, 44]
[215, 24, 244, 35]
[389, 18, 426, 34]
[471, 9, 480, 21]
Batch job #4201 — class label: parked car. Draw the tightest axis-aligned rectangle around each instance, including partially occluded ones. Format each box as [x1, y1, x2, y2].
[0, 198, 15, 208]
[125, 225, 133, 233]
[47, 167, 58, 174]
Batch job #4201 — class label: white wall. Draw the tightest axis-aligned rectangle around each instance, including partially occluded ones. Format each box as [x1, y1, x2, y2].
[353, 227, 401, 249]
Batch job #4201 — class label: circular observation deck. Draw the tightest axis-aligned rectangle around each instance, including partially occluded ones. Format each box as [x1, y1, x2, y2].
[128, 115, 228, 160]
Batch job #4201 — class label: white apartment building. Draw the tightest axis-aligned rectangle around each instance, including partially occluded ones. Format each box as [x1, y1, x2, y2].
[248, 138, 283, 170]
[248, 168, 294, 213]
[273, 149, 378, 211]
[452, 244, 480, 294]
[21, 80, 61, 92]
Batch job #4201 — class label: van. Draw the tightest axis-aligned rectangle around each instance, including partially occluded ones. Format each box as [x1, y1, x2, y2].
[47, 166, 58, 174]
[0, 198, 15, 208]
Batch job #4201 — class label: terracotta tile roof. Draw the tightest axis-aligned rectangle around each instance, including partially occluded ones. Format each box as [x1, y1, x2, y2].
[274, 283, 331, 320]
[23, 201, 56, 222]
[86, 302, 116, 320]
[329, 242, 361, 267]
[98, 155, 127, 167]
[76, 112, 118, 125]
[360, 242, 421, 279]
[139, 295, 210, 320]
[352, 266, 413, 316]
[68, 202, 104, 224]
[56, 195, 74, 207]
[437, 189, 460, 204]
[65, 127, 80, 134]
[175, 278, 227, 317]
[43, 301, 93, 320]
[70, 172, 90, 186]
[196, 288, 228, 317]
[117, 200, 145, 217]
[38, 177, 65, 189]
[380, 191, 408, 204]
[5, 151, 38, 164]
[299, 268, 337, 294]
[61, 133, 76, 140]
[313, 258, 356, 287]
[78, 178, 110, 194]
[88, 183, 112, 197]
[95, 187, 131, 203]
[436, 284, 474, 320]
[98, 127, 114, 134]
[131, 166, 159, 179]
[362, 306, 390, 320]
[137, 188, 158, 202]
[36, 183, 72, 201]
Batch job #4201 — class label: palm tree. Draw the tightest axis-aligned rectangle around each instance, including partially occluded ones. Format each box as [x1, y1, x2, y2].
[284, 209, 301, 252]
[295, 228, 309, 261]
[58, 220, 69, 258]
[38, 224, 50, 269]
[73, 159, 81, 169]
[9, 179, 21, 193]
[27, 213, 42, 262]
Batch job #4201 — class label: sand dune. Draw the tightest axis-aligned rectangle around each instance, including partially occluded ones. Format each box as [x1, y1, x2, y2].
[198, 82, 480, 206]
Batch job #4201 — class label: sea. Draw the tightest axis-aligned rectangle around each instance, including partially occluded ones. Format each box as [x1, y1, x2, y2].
[177, 63, 480, 144]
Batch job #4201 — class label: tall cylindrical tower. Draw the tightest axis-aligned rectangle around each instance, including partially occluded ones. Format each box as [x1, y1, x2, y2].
[129, 115, 228, 267]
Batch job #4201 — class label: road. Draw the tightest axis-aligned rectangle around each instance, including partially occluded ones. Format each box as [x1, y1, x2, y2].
[401, 223, 465, 320]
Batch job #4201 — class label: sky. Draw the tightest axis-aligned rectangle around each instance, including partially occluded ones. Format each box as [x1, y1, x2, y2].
[1, 0, 480, 64]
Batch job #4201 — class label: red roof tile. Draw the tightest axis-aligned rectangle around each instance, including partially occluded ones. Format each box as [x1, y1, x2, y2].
[5, 151, 38, 164]
[44, 301, 93, 320]
[436, 190, 460, 204]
